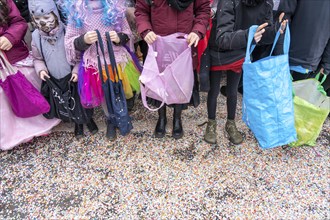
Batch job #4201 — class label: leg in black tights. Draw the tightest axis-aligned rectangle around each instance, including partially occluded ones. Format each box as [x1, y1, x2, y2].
[226, 70, 242, 120]
[225, 71, 243, 144]
[207, 70, 242, 120]
[207, 71, 222, 120]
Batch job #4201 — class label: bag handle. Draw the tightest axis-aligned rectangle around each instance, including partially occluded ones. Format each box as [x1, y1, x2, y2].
[95, 30, 120, 83]
[315, 72, 328, 96]
[245, 24, 290, 63]
[315, 72, 327, 85]
[0, 52, 8, 79]
[245, 25, 258, 63]
[95, 30, 110, 83]
[0, 65, 4, 79]
[0, 50, 17, 76]
[140, 83, 166, 111]
[105, 32, 120, 80]
[269, 23, 290, 56]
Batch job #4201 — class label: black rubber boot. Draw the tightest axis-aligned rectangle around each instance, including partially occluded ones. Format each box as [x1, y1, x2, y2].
[106, 121, 117, 141]
[155, 106, 167, 138]
[74, 123, 84, 139]
[172, 105, 183, 139]
[86, 118, 98, 135]
[126, 93, 135, 112]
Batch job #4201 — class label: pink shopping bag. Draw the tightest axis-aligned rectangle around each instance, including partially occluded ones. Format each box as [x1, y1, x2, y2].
[140, 33, 194, 111]
[0, 50, 50, 118]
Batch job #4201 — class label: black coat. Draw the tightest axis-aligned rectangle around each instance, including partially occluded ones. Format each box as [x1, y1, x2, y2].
[13, 0, 30, 22]
[208, 0, 275, 66]
[278, 0, 330, 75]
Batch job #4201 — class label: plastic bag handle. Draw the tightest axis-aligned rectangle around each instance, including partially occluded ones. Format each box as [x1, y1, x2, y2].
[315, 72, 328, 96]
[0, 52, 8, 79]
[245, 24, 290, 63]
[269, 23, 290, 56]
[315, 72, 327, 85]
[245, 25, 258, 63]
[140, 83, 166, 112]
[0, 50, 17, 77]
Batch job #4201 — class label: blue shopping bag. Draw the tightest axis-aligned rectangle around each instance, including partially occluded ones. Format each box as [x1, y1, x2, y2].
[242, 25, 297, 149]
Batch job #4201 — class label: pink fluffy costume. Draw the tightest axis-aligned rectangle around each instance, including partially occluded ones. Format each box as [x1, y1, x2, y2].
[0, 0, 60, 150]
[62, 0, 141, 140]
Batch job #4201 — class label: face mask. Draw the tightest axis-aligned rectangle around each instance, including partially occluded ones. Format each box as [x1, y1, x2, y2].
[33, 12, 58, 33]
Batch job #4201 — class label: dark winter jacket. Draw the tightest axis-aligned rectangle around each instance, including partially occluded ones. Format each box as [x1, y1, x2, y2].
[13, 0, 30, 22]
[278, 0, 330, 75]
[320, 41, 330, 75]
[0, 0, 29, 64]
[208, 0, 275, 66]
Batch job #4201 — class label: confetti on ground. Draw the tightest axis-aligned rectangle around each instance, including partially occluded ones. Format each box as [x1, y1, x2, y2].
[1, 90, 329, 219]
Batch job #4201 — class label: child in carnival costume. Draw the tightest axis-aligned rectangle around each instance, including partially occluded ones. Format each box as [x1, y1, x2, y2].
[29, 0, 99, 139]
[0, 0, 60, 150]
[61, 0, 140, 140]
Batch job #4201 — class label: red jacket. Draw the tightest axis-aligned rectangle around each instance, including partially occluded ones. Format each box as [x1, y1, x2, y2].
[0, 0, 28, 64]
[135, 0, 210, 39]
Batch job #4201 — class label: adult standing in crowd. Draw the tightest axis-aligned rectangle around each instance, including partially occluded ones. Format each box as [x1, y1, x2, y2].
[135, 0, 210, 139]
[278, 0, 330, 95]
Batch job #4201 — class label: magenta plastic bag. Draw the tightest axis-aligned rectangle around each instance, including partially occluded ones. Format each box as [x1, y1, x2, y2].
[78, 59, 104, 108]
[0, 51, 50, 118]
[140, 33, 194, 111]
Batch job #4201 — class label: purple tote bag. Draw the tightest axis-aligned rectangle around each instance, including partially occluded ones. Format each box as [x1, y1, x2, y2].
[140, 33, 194, 111]
[0, 51, 50, 118]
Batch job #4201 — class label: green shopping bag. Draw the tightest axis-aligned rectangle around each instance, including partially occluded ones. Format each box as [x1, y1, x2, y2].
[290, 74, 330, 147]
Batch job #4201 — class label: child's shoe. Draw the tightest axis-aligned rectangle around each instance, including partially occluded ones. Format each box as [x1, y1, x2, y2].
[74, 123, 84, 139]
[87, 119, 98, 135]
[106, 121, 117, 141]
[203, 119, 217, 144]
[225, 119, 243, 145]
[126, 93, 136, 112]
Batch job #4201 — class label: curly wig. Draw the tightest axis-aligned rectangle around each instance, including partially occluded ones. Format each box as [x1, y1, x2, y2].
[58, 0, 125, 29]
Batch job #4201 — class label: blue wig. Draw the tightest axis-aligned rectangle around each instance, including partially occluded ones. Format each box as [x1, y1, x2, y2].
[59, 0, 125, 29]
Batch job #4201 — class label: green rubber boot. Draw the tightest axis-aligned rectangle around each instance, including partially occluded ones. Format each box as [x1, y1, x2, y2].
[204, 119, 217, 144]
[225, 119, 243, 145]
